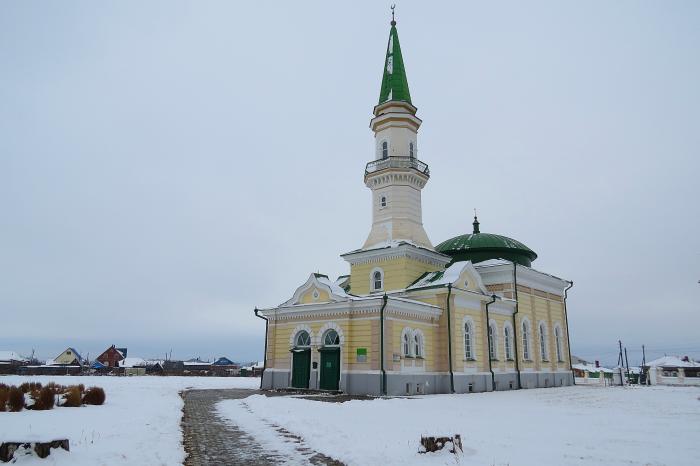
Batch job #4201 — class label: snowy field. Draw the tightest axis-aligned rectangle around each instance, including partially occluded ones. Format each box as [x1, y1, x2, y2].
[218, 385, 700, 466]
[0, 375, 259, 465]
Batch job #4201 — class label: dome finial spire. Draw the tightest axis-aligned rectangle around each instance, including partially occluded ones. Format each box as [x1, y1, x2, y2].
[391, 4, 396, 26]
[473, 209, 480, 234]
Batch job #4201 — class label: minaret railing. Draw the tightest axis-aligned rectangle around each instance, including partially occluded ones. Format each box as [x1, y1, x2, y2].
[365, 156, 430, 177]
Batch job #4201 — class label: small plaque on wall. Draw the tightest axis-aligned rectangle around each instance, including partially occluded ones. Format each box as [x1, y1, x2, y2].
[356, 348, 367, 362]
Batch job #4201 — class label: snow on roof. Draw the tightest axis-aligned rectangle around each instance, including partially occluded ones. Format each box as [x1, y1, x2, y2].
[317, 275, 351, 298]
[119, 357, 147, 368]
[644, 356, 700, 368]
[0, 351, 26, 361]
[573, 363, 614, 373]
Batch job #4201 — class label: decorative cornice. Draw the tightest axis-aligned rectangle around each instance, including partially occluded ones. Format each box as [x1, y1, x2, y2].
[476, 263, 570, 296]
[341, 242, 450, 268]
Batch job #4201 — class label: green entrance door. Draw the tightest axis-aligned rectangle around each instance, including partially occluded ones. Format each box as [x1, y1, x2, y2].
[291, 349, 310, 389]
[319, 348, 340, 391]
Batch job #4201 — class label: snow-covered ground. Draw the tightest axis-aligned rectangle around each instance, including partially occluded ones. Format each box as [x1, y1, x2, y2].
[218, 385, 700, 466]
[0, 375, 259, 465]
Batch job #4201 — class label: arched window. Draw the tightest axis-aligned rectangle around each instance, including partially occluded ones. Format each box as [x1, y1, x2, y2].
[323, 329, 340, 346]
[402, 329, 411, 357]
[522, 321, 531, 360]
[555, 326, 563, 362]
[381, 141, 388, 159]
[380, 196, 387, 208]
[539, 323, 548, 361]
[409, 142, 414, 158]
[464, 321, 474, 360]
[504, 325, 513, 360]
[371, 269, 384, 292]
[413, 331, 424, 358]
[488, 322, 498, 360]
[295, 330, 311, 347]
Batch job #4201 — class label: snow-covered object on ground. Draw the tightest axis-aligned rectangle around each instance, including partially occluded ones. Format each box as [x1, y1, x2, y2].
[218, 385, 700, 466]
[0, 351, 28, 363]
[0, 375, 259, 465]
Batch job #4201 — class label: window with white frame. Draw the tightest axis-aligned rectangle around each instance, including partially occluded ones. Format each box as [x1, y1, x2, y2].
[295, 330, 311, 347]
[464, 321, 475, 360]
[381, 141, 388, 159]
[539, 323, 548, 361]
[323, 329, 340, 346]
[554, 326, 563, 362]
[504, 325, 513, 360]
[414, 331, 424, 358]
[522, 321, 531, 360]
[380, 196, 387, 208]
[488, 322, 498, 360]
[370, 268, 384, 292]
[402, 328, 412, 357]
[409, 142, 414, 158]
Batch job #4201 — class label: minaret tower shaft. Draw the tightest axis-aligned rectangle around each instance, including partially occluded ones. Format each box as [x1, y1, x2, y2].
[363, 17, 432, 249]
[342, 13, 450, 295]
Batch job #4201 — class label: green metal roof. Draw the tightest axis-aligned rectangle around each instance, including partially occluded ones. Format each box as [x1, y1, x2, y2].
[435, 217, 538, 267]
[378, 20, 411, 105]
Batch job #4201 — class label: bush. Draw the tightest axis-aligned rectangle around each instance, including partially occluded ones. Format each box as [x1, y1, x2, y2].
[82, 386, 105, 405]
[0, 386, 9, 412]
[33, 386, 55, 410]
[62, 386, 82, 407]
[8, 387, 24, 412]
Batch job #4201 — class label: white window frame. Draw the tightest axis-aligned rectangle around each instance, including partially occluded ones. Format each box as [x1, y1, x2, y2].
[463, 317, 476, 361]
[488, 320, 498, 361]
[370, 267, 384, 292]
[401, 327, 413, 358]
[380, 195, 387, 209]
[521, 319, 531, 361]
[413, 329, 425, 358]
[409, 141, 415, 158]
[538, 322, 549, 362]
[554, 324, 564, 362]
[504, 323, 514, 361]
[381, 140, 388, 159]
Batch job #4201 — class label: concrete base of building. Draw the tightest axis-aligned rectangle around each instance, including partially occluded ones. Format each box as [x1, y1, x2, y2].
[261, 369, 574, 395]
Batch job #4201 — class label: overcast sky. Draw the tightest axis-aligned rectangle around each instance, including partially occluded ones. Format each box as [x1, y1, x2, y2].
[1, 1, 698, 366]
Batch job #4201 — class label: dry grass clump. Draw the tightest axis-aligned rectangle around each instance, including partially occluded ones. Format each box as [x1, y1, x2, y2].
[82, 386, 106, 405]
[33, 386, 56, 410]
[0, 386, 9, 412]
[61, 386, 82, 407]
[8, 387, 25, 412]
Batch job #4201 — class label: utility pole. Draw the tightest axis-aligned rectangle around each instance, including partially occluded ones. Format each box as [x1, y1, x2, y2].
[624, 347, 630, 383]
[617, 340, 624, 387]
[642, 344, 647, 385]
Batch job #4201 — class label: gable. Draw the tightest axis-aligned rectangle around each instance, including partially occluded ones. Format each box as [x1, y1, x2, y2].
[281, 273, 351, 307]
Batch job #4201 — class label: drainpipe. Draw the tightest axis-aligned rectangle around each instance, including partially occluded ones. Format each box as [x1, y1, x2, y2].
[511, 262, 522, 389]
[563, 281, 574, 385]
[254, 308, 268, 390]
[485, 294, 497, 391]
[380, 294, 388, 396]
[446, 284, 455, 393]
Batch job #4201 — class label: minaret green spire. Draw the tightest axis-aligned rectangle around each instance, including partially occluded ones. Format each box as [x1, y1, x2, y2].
[378, 8, 412, 105]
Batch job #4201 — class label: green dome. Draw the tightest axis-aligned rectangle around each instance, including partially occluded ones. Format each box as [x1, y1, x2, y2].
[436, 217, 537, 267]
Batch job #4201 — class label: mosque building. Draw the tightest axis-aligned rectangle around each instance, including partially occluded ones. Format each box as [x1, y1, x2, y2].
[255, 14, 574, 396]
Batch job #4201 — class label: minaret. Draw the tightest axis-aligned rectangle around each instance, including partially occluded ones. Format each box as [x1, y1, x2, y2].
[342, 11, 449, 295]
[362, 13, 432, 249]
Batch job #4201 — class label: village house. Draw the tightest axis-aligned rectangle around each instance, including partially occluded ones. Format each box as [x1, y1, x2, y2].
[51, 347, 82, 365]
[643, 356, 700, 386]
[0, 351, 29, 374]
[256, 14, 574, 396]
[96, 345, 127, 368]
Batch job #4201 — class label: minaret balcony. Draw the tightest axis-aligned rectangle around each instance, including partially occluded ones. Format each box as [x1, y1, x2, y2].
[365, 156, 430, 178]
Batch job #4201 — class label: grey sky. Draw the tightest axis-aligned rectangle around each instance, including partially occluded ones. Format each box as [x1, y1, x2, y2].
[1, 1, 698, 365]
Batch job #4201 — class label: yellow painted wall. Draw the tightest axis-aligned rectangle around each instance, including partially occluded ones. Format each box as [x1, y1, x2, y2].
[349, 256, 442, 295]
